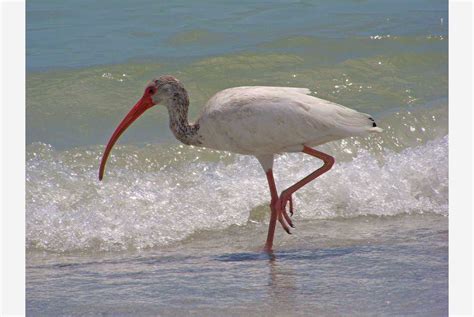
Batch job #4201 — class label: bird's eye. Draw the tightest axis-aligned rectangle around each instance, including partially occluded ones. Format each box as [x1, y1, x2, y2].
[147, 88, 155, 95]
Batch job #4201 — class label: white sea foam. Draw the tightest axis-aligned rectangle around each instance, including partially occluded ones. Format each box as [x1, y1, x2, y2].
[26, 134, 448, 253]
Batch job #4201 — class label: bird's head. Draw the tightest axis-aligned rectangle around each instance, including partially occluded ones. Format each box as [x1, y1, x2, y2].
[149, 75, 188, 106]
[98, 75, 185, 181]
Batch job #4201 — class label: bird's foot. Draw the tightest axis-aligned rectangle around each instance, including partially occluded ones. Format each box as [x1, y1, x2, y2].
[280, 192, 295, 216]
[279, 192, 295, 229]
[274, 196, 295, 235]
[287, 194, 295, 217]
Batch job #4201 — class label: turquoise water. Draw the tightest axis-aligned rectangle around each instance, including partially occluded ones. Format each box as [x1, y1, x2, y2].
[27, 0, 447, 71]
[26, 0, 448, 315]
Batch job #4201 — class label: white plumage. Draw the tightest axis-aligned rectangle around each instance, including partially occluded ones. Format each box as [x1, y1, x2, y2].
[197, 86, 381, 164]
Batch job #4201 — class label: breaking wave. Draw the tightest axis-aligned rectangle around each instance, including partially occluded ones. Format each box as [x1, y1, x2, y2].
[26, 104, 448, 252]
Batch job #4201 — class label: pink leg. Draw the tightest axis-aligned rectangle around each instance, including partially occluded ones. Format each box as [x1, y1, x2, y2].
[263, 169, 279, 252]
[278, 147, 335, 220]
[263, 148, 334, 251]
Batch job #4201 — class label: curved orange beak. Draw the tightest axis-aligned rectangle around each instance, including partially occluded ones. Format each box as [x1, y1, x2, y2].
[99, 93, 154, 180]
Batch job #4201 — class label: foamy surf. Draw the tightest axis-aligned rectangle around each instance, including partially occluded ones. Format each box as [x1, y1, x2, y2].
[26, 130, 447, 253]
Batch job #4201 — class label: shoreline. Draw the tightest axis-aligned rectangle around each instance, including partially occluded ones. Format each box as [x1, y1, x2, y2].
[27, 213, 448, 316]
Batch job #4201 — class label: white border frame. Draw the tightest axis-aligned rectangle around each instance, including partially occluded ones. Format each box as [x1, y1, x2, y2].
[449, 1, 474, 316]
[0, 0, 473, 316]
[1, 0, 26, 316]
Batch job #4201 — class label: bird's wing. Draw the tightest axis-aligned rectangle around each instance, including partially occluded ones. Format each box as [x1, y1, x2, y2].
[200, 86, 312, 117]
[197, 86, 381, 154]
[233, 86, 312, 96]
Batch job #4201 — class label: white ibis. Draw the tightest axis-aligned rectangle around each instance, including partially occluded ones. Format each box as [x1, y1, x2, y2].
[99, 75, 382, 251]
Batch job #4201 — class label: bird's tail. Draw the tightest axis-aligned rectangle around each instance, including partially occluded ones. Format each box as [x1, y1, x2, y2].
[367, 116, 383, 133]
[335, 106, 383, 135]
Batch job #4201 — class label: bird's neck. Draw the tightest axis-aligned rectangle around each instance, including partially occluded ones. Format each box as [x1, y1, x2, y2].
[166, 95, 202, 146]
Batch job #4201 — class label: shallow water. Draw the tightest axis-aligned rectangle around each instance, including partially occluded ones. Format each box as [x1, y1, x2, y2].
[26, 0, 448, 315]
[27, 215, 447, 316]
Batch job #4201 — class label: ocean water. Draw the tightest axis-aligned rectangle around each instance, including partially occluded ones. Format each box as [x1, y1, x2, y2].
[26, 0, 448, 316]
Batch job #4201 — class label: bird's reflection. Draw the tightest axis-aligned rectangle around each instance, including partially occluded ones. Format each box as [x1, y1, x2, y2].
[266, 251, 297, 314]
